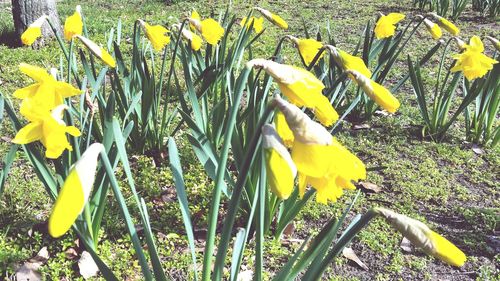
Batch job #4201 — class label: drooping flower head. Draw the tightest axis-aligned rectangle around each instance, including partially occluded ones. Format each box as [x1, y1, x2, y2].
[254, 7, 288, 30]
[262, 124, 297, 200]
[138, 20, 171, 51]
[64, 5, 83, 41]
[274, 110, 294, 148]
[75, 35, 116, 68]
[240, 16, 264, 33]
[374, 13, 405, 39]
[49, 143, 104, 237]
[421, 17, 442, 40]
[21, 14, 48, 45]
[189, 16, 224, 45]
[347, 69, 400, 113]
[13, 63, 81, 114]
[324, 45, 372, 78]
[376, 207, 466, 267]
[12, 104, 81, 159]
[451, 36, 498, 81]
[173, 23, 203, 51]
[287, 36, 325, 66]
[190, 10, 201, 31]
[247, 59, 338, 126]
[429, 13, 459, 36]
[273, 96, 366, 204]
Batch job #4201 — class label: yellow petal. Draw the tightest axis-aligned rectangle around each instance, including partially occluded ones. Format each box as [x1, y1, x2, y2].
[19, 63, 52, 82]
[313, 95, 339, 126]
[64, 9, 83, 41]
[255, 7, 288, 29]
[338, 49, 372, 78]
[13, 83, 40, 99]
[274, 111, 294, 148]
[429, 231, 467, 267]
[297, 38, 324, 66]
[12, 122, 43, 144]
[201, 18, 224, 45]
[21, 26, 42, 46]
[437, 17, 459, 36]
[374, 13, 405, 39]
[143, 22, 171, 51]
[369, 81, 400, 113]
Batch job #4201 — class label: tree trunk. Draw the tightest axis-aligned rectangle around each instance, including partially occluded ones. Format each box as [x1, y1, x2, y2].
[11, 0, 62, 47]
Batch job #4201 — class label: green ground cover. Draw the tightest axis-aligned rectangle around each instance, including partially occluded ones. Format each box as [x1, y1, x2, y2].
[0, 0, 498, 280]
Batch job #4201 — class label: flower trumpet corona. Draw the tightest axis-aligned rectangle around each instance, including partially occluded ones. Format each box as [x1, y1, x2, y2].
[12, 104, 81, 159]
[262, 124, 297, 200]
[48, 143, 104, 237]
[75, 35, 116, 68]
[451, 36, 498, 81]
[374, 13, 405, 39]
[173, 24, 202, 51]
[273, 96, 366, 204]
[21, 15, 48, 45]
[429, 13, 459, 36]
[240, 16, 264, 33]
[287, 36, 324, 66]
[189, 16, 224, 45]
[254, 7, 288, 29]
[247, 59, 338, 126]
[347, 70, 400, 113]
[64, 5, 83, 41]
[13, 63, 81, 114]
[420, 17, 442, 40]
[138, 20, 171, 51]
[324, 45, 372, 78]
[376, 207, 466, 267]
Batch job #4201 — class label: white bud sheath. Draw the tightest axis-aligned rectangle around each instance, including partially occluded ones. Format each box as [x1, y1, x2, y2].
[272, 95, 332, 145]
[31, 15, 48, 28]
[75, 5, 82, 15]
[247, 59, 301, 85]
[75, 35, 104, 57]
[75, 143, 104, 200]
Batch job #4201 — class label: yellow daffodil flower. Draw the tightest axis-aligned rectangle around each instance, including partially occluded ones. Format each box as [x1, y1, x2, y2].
[376, 207, 466, 267]
[48, 143, 104, 237]
[429, 13, 459, 36]
[12, 104, 81, 159]
[262, 124, 297, 200]
[325, 45, 372, 78]
[274, 110, 294, 148]
[374, 13, 405, 39]
[13, 63, 81, 115]
[422, 18, 442, 40]
[451, 36, 498, 81]
[174, 24, 203, 51]
[21, 15, 48, 45]
[485, 36, 500, 52]
[287, 36, 324, 66]
[75, 35, 116, 68]
[64, 5, 83, 41]
[190, 10, 201, 31]
[189, 17, 224, 45]
[273, 96, 366, 204]
[254, 7, 288, 30]
[138, 20, 170, 51]
[248, 59, 338, 126]
[347, 69, 400, 113]
[240, 16, 264, 33]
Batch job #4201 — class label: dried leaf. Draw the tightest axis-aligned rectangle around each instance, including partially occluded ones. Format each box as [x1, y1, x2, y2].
[400, 237, 413, 252]
[65, 248, 78, 260]
[282, 222, 295, 237]
[472, 145, 484, 155]
[342, 247, 369, 271]
[352, 124, 371, 130]
[78, 251, 99, 279]
[359, 182, 382, 193]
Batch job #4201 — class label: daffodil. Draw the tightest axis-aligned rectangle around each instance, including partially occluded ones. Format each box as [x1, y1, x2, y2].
[262, 124, 297, 200]
[189, 17, 224, 45]
[13, 63, 81, 115]
[138, 20, 170, 51]
[240, 16, 264, 33]
[287, 36, 324, 66]
[451, 36, 498, 81]
[347, 69, 400, 113]
[273, 96, 366, 204]
[429, 13, 459, 36]
[174, 24, 203, 51]
[64, 5, 83, 41]
[12, 104, 81, 159]
[254, 7, 288, 30]
[75, 35, 116, 68]
[325, 45, 372, 78]
[485, 36, 500, 52]
[274, 110, 294, 147]
[422, 18, 442, 40]
[190, 10, 201, 31]
[21, 15, 48, 45]
[48, 143, 104, 237]
[376, 207, 466, 267]
[374, 13, 405, 39]
[247, 59, 338, 126]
